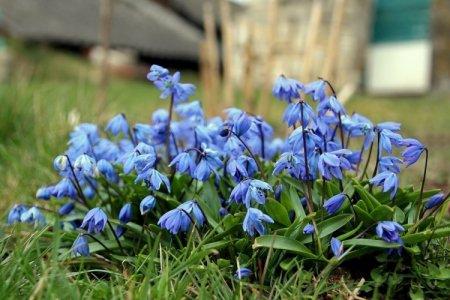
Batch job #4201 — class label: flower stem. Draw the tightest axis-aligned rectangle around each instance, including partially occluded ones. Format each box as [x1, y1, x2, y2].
[415, 148, 428, 222]
[107, 221, 126, 255]
[81, 233, 112, 252]
[166, 93, 175, 163]
[257, 123, 266, 159]
[231, 132, 265, 179]
[359, 138, 374, 180]
[65, 155, 89, 208]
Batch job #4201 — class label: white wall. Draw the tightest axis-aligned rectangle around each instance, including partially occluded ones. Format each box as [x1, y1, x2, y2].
[366, 40, 432, 94]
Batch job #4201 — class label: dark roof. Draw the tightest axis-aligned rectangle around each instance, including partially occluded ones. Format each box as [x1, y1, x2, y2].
[0, 0, 203, 60]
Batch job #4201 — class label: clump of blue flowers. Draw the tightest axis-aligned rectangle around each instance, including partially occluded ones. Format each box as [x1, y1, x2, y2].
[6, 66, 450, 283]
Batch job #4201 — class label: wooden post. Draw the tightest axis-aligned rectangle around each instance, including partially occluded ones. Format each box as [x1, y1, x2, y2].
[220, 0, 235, 110]
[257, 0, 279, 117]
[322, 0, 347, 82]
[97, 0, 113, 115]
[242, 23, 255, 113]
[301, 0, 323, 82]
[202, 0, 220, 116]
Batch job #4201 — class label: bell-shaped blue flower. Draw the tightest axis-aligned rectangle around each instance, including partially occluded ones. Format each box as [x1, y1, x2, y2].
[303, 223, 314, 235]
[235, 267, 253, 279]
[243, 208, 274, 236]
[424, 193, 446, 210]
[36, 186, 54, 200]
[59, 202, 75, 216]
[72, 235, 90, 256]
[272, 75, 303, 102]
[147, 64, 170, 82]
[74, 154, 96, 177]
[229, 179, 273, 208]
[157, 201, 205, 234]
[53, 178, 78, 199]
[379, 129, 403, 154]
[169, 151, 195, 174]
[106, 113, 129, 136]
[96, 159, 119, 183]
[369, 171, 399, 199]
[304, 80, 326, 102]
[20, 207, 46, 225]
[7, 204, 28, 224]
[119, 203, 132, 223]
[376, 221, 404, 244]
[140, 195, 156, 215]
[323, 193, 346, 215]
[318, 149, 352, 180]
[80, 207, 108, 234]
[330, 237, 343, 257]
[273, 152, 305, 179]
[379, 156, 403, 174]
[401, 138, 425, 166]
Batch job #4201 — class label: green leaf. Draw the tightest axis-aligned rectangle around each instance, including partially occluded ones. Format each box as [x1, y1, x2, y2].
[353, 181, 381, 209]
[393, 207, 405, 223]
[266, 198, 291, 226]
[299, 214, 353, 243]
[403, 226, 450, 244]
[370, 205, 394, 221]
[343, 238, 401, 249]
[253, 235, 316, 259]
[354, 202, 374, 225]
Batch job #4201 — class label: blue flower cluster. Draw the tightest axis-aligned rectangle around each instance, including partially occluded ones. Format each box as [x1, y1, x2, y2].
[7, 66, 448, 264]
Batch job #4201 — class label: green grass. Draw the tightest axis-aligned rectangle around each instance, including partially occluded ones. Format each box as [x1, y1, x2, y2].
[0, 43, 449, 299]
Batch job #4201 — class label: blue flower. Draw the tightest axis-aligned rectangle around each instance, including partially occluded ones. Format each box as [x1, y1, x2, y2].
[74, 154, 96, 177]
[106, 113, 129, 136]
[377, 122, 401, 132]
[153, 71, 196, 104]
[229, 179, 273, 208]
[140, 196, 156, 215]
[175, 100, 204, 119]
[80, 208, 108, 234]
[7, 204, 28, 224]
[243, 208, 274, 236]
[379, 129, 403, 154]
[318, 149, 352, 180]
[53, 155, 69, 173]
[36, 186, 54, 200]
[304, 80, 326, 102]
[158, 201, 205, 234]
[178, 201, 205, 226]
[119, 203, 132, 223]
[376, 221, 404, 244]
[226, 155, 257, 182]
[20, 207, 46, 225]
[424, 193, 446, 210]
[232, 112, 252, 137]
[137, 168, 171, 192]
[273, 152, 304, 179]
[330, 237, 343, 257]
[133, 123, 153, 144]
[369, 171, 399, 199]
[93, 138, 120, 161]
[96, 159, 119, 183]
[379, 156, 403, 174]
[169, 152, 195, 174]
[58, 202, 75, 216]
[115, 225, 127, 238]
[272, 75, 303, 102]
[235, 267, 253, 279]
[317, 96, 345, 115]
[53, 178, 78, 199]
[282, 102, 315, 127]
[193, 147, 223, 181]
[72, 235, 90, 256]
[303, 223, 314, 235]
[147, 64, 169, 82]
[288, 127, 321, 153]
[323, 193, 346, 215]
[401, 138, 425, 166]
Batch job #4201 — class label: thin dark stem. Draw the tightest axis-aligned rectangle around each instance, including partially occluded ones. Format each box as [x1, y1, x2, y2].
[410, 192, 449, 233]
[338, 112, 345, 148]
[171, 132, 179, 155]
[81, 233, 112, 252]
[355, 140, 366, 176]
[107, 221, 126, 255]
[257, 123, 266, 159]
[137, 214, 148, 251]
[120, 113, 136, 146]
[359, 138, 374, 180]
[371, 131, 381, 178]
[65, 155, 89, 207]
[345, 130, 352, 148]
[231, 131, 265, 179]
[415, 148, 429, 222]
[165, 94, 175, 162]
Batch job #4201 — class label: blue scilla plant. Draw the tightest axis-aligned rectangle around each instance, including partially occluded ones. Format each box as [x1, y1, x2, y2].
[7, 65, 450, 286]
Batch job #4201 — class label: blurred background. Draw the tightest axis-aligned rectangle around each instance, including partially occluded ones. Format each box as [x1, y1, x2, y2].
[0, 0, 449, 210]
